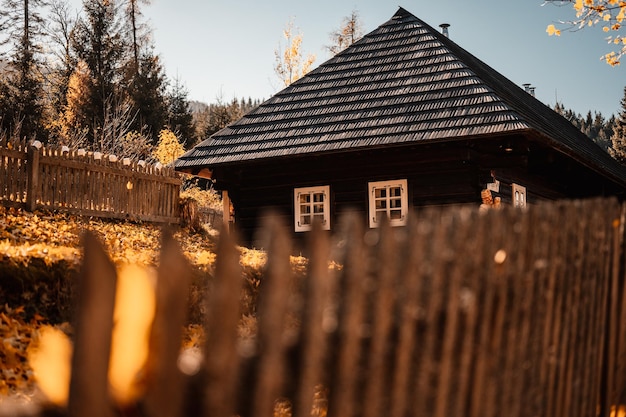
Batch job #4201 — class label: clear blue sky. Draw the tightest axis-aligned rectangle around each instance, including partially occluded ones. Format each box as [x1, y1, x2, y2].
[72, 0, 625, 117]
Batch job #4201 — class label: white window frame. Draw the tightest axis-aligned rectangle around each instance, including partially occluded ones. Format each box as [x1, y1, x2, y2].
[294, 185, 331, 232]
[368, 179, 408, 228]
[512, 183, 527, 208]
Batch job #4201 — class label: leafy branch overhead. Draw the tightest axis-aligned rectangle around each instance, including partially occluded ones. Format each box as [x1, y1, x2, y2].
[545, 0, 626, 65]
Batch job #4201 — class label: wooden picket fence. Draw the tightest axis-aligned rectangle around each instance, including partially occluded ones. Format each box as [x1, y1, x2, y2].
[0, 144, 181, 223]
[1, 198, 625, 417]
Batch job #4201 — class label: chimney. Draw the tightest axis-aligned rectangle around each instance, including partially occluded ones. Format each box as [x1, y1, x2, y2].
[522, 83, 536, 97]
[439, 23, 450, 38]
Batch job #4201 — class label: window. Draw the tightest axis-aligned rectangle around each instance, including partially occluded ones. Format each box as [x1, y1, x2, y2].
[512, 183, 527, 208]
[294, 186, 331, 232]
[368, 179, 408, 228]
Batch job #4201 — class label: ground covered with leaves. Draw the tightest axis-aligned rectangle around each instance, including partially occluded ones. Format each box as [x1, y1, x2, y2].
[0, 206, 304, 403]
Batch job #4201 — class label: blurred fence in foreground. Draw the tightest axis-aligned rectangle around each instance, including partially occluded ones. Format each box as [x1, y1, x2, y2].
[2, 198, 625, 417]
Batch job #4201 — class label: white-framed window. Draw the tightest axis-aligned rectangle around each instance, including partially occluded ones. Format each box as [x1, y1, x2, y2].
[294, 185, 331, 232]
[368, 179, 408, 228]
[512, 183, 527, 208]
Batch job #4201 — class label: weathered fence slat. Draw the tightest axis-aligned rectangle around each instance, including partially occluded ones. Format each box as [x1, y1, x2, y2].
[143, 231, 192, 417]
[327, 215, 368, 417]
[250, 217, 294, 417]
[1, 198, 625, 417]
[68, 232, 117, 417]
[203, 225, 243, 417]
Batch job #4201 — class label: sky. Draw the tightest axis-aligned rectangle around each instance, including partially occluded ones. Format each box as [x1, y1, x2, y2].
[71, 0, 625, 117]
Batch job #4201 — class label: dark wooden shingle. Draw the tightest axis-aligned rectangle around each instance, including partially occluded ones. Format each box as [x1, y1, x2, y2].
[175, 7, 626, 185]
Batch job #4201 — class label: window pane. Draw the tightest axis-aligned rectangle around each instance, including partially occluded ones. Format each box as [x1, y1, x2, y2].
[300, 215, 311, 225]
[368, 180, 407, 228]
[313, 192, 324, 203]
[300, 204, 311, 214]
[313, 203, 324, 213]
[300, 194, 310, 203]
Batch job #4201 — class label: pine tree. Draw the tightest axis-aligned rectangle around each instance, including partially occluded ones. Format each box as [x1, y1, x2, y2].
[125, 51, 167, 141]
[553, 102, 615, 152]
[0, 0, 48, 140]
[609, 86, 626, 164]
[124, 0, 150, 75]
[166, 77, 194, 143]
[71, 0, 126, 144]
[120, 0, 166, 142]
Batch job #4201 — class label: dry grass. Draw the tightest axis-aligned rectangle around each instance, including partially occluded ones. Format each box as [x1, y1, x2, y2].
[0, 206, 309, 404]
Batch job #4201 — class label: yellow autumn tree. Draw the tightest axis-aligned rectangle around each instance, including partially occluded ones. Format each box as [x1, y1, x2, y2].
[274, 18, 316, 87]
[152, 128, 185, 165]
[48, 60, 91, 148]
[545, 0, 626, 65]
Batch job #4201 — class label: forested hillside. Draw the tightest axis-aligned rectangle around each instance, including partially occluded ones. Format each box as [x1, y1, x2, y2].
[0, 0, 260, 162]
[553, 102, 616, 152]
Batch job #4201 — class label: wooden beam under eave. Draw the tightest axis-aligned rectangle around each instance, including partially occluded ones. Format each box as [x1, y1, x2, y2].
[197, 168, 213, 179]
[175, 167, 213, 179]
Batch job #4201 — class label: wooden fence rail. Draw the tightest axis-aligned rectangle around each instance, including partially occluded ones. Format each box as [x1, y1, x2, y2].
[1, 198, 625, 417]
[0, 144, 181, 223]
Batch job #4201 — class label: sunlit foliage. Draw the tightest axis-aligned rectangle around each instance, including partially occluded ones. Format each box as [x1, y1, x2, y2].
[545, 0, 626, 65]
[274, 18, 316, 87]
[152, 128, 185, 165]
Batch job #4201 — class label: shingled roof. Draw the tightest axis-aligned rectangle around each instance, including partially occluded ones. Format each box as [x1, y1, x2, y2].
[175, 7, 626, 185]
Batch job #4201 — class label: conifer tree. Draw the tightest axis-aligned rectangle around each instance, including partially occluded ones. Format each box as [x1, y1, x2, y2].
[71, 0, 126, 144]
[0, 0, 48, 140]
[126, 51, 167, 142]
[125, 0, 150, 76]
[609, 86, 626, 164]
[166, 77, 194, 143]
[118, 0, 167, 143]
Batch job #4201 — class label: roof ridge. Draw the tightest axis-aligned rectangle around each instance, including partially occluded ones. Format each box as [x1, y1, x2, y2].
[175, 7, 626, 185]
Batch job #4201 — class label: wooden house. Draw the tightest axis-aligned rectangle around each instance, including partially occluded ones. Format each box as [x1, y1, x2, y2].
[175, 7, 626, 244]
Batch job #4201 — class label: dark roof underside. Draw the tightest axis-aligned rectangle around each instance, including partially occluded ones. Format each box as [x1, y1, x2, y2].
[176, 7, 626, 184]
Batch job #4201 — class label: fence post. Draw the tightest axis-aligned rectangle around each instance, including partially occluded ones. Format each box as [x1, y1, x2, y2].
[26, 143, 41, 212]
